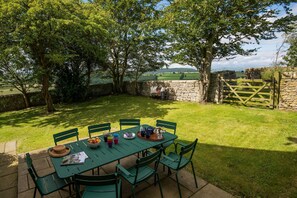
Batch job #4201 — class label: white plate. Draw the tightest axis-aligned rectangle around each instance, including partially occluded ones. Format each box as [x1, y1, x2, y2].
[123, 132, 136, 139]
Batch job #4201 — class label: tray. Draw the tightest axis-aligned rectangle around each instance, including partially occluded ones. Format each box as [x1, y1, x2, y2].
[137, 132, 164, 141]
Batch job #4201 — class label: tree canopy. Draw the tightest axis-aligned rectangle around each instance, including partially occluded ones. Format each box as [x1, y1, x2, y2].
[0, 0, 109, 112]
[94, 0, 166, 93]
[163, 0, 296, 102]
[284, 24, 297, 67]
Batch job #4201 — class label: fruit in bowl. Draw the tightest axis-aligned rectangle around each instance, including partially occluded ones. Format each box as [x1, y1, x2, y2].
[87, 137, 101, 148]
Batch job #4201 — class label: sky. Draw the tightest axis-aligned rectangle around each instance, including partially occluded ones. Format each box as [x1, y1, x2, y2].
[169, 3, 297, 72]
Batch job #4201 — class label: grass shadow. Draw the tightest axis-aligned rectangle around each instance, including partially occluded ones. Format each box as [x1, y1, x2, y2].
[170, 139, 297, 197]
[0, 94, 176, 129]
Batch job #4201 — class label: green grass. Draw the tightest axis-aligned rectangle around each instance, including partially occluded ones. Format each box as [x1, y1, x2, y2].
[0, 95, 296, 197]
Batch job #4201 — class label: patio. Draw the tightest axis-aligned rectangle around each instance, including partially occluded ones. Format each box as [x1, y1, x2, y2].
[0, 141, 234, 198]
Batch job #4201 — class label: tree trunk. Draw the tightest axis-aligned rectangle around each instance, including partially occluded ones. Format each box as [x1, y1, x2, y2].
[85, 61, 92, 99]
[199, 42, 214, 103]
[41, 72, 55, 113]
[22, 92, 30, 108]
[199, 62, 212, 103]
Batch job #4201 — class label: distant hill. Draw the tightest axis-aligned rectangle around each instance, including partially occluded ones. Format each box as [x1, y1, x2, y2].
[145, 67, 197, 74]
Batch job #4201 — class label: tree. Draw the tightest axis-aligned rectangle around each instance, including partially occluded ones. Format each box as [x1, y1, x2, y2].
[0, 0, 109, 112]
[0, 47, 35, 108]
[163, 0, 296, 102]
[94, 0, 166, 93]
[54, 3, 110, 102]
[128, 28, 167, 94]
[283, 25, 297, 67]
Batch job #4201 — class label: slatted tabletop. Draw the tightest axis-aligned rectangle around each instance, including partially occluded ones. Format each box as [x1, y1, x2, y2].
[50, 125, 178, 178]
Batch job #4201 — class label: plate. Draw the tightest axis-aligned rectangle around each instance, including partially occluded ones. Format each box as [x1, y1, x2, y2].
[123, 132, 136, 139]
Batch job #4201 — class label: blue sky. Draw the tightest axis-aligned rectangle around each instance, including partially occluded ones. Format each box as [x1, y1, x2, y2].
[170, 3, 297, 71]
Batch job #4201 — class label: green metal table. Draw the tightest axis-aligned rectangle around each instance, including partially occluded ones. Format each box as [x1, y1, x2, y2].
[50, 125, 177, 178]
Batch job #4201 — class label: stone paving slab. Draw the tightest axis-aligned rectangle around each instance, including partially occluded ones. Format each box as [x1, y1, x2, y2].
[0, 187, 17, 198]
[169, 168, 208, 192]
[0, 141, 17, 198]
[0, 142, 5, 153]
[5, 141, 17, 155]
[191, 183, 234, 198]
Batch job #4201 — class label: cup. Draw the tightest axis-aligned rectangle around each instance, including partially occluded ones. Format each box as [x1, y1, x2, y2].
[113, 133, 119, 144]
[104, 132, 110, 142]
[145, 131, 151, 139]
[141, 130, 146, 137]
[107, 135, 113, 148]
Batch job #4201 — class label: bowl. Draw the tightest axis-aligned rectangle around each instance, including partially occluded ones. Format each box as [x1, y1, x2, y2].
[87, 138, 101, 148]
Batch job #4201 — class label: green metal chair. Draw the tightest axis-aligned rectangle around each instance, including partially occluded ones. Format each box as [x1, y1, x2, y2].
[88, 123, 111, 138]
[154, 120, 177, 153]
[160, 139, 198, 198]
[116, 149, 163, 198]
[88, 123, 111, 175]
[53, 128, 79, 145]
[74, 173, 122, 198]
[119, 119, 140, 130]
[25, 153, 72, 198]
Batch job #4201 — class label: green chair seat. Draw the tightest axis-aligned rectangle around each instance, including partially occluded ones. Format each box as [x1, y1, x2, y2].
[120, 166, 155, 184]
[117, 149, 163, 198]
[26, 153, 72, 198]
[160, 152, 189, 170]
[35, 172, 71, 195]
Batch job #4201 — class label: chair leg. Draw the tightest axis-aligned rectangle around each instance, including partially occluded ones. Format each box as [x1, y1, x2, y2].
[68, 185, 72, 196]
[156, 173, 163, 198]
[191, 161, 198, 188]
[33, 187, 37, 198]
[132, 185, 136, 198]
[175, 171, 182, 198]
[97, 167, 100, 175]
[167, 167, 172, 176]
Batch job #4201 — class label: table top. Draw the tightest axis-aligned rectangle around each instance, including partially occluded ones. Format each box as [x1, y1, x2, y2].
[50, 124, 177, 178]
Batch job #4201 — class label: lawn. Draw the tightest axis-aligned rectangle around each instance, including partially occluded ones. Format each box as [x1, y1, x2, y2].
[0, 94, 296, 197]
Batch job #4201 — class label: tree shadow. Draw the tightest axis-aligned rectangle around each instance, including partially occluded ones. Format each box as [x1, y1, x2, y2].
[0, 153, 17, 169]
[285, 137, 297, 145]
[0, 94, 176, 129]
[170, 139, 297, 197]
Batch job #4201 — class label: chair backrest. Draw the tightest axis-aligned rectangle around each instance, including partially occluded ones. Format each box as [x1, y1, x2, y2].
[74, 173, 120, 198]
[53, 128, 79, 145]
[88, 123, 111, 138]
[177, 138, 198, 169]
[134, 149, 162, 184]
[119, 119, 140, 130]
[156, 120, 177, 134]
[25, 153, 40, 188]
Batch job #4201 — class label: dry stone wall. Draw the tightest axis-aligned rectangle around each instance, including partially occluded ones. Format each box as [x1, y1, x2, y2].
[125, 80, 203, 102]
[0, 84, 113, 112]
[279, 71, 297, 111]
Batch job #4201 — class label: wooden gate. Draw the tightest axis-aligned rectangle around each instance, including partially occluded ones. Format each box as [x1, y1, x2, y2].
[220, 73, 280, 108]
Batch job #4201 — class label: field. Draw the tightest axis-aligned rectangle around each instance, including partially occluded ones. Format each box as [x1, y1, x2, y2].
[0, 95, 296, 197]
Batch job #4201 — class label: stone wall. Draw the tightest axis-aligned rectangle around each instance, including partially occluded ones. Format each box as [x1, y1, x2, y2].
[279, 71, 297, 111]
[0, 92, 53, 112]
[0, 83, 113, 113]
[126, 80, 203, 102]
